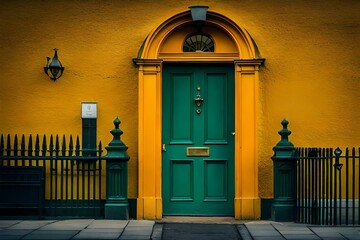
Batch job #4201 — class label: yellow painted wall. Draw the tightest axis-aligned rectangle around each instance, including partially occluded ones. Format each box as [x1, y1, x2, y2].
[0, 0, 359, 203]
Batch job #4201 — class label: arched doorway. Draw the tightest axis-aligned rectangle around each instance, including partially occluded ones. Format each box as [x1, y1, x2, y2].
[134, 8, 264, 220]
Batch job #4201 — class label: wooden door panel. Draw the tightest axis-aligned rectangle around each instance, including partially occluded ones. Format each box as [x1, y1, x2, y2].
[204, 72, 229, 144]
[169, 73, 194, 144]
[204, 159, 228, 201]
[170, 159, 194, 201]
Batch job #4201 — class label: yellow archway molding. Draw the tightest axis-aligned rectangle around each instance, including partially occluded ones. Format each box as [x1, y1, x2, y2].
[134, 9, 264, 220]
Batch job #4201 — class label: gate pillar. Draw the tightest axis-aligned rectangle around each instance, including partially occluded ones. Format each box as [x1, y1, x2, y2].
[104, 117, 130, 219]
[271, 119, 297, 221]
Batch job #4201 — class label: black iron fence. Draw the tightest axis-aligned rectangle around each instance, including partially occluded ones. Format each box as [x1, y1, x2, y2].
[296, 147, 360, 225]
[0, 134, 106, 218]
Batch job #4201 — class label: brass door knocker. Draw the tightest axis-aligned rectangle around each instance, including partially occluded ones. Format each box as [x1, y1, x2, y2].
[194, 86, 203, 107]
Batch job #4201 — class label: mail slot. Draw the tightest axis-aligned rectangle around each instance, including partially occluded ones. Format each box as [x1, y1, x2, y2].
[186, 147, 210, 157]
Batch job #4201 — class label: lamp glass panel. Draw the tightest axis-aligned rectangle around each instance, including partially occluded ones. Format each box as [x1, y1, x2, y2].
[51, 68, 60, 76]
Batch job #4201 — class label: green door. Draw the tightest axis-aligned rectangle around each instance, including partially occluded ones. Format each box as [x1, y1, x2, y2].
[162, 63, 235, 215]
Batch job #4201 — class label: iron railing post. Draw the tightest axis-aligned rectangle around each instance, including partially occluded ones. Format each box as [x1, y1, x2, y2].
[271, 119, 297, 221]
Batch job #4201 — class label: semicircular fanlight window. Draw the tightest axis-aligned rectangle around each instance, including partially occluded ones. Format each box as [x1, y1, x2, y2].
[183, 34, 214, 52]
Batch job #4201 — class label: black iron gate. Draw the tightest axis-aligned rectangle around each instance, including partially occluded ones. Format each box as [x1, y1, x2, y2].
[0, 134, 106, 218]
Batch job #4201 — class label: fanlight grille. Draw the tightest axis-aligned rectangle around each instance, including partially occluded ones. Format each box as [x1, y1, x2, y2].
[183, 34, 214, 52]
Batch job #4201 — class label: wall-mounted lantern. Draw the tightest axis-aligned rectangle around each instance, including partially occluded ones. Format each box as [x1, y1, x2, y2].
[44, 48, 64, 81]
[189, 6, 209, 31]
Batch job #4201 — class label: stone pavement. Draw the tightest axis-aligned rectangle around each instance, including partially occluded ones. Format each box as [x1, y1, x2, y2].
[0, 219, 154, 240]
[0, 219, 360, 240]
[242, 221, 360, 240]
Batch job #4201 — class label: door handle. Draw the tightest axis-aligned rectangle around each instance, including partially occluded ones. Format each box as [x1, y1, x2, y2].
[162, 143, 166, 152]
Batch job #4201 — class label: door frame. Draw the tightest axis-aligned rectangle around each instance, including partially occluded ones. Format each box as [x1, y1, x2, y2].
[133, 9, 264, 220]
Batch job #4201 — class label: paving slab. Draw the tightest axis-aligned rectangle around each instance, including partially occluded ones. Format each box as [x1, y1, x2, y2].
[310, 226, 360, 240]
[339, 231, 360, 240]
[0, 229, 33, 237]
[8, 220, 55, 230]
[0, 221, 21, 229]
[72, 228, 122, 239]
[281, 234, 320, 240]
[87, 220, 128, 229]
[236, 224, 253, 240]
[119, 221, 154, 240]
[122, 226, 153, 234]
[0, 236, 22, 240]
[119, 236, 152, 240]
[278, 230, 316, 235]
[39, 219, 93, 231]
[245, 222, 283, 238]
[272, 223, 310, 231]
[22, 230, 79, 239]
[246, 223, 278, 231]
[251, 237, 285, 240]
[126, 220, 154, 227]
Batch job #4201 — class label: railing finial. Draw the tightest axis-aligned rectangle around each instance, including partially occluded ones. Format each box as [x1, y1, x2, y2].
[108, 116, 124, 147]
[105, 117, 129, 158]
[334, 147, 343, 171]
[277, 118, 293, 147]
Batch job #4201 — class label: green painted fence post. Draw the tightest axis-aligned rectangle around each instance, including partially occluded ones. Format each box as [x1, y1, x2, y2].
[271, 119, 297, 222]
[104, 117, 130, 219]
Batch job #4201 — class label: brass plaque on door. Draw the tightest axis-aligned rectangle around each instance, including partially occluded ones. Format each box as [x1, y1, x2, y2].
[186, 147, 210, 157]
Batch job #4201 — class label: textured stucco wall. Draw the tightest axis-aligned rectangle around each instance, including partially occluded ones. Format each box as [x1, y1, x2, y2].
[0, 0, 359, 200]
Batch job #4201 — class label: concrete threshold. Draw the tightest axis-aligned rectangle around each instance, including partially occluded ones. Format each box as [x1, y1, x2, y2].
[159, 216, 247, 224]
